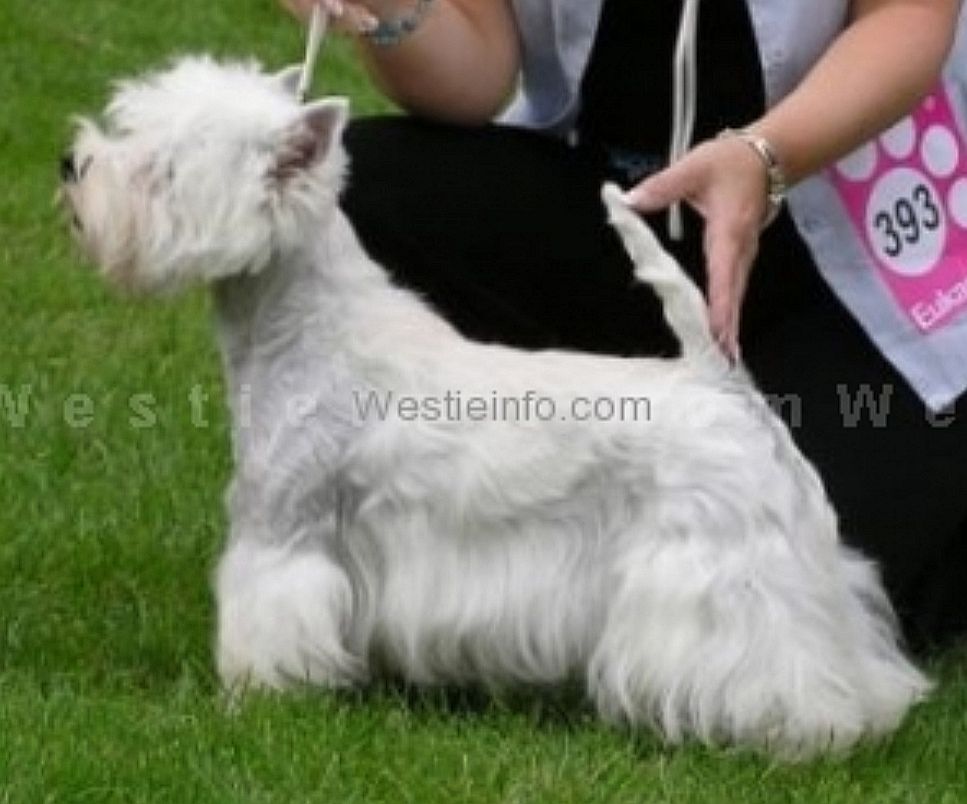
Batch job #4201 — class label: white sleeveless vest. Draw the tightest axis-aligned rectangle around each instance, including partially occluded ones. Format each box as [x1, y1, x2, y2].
[501, 0, 967, 411]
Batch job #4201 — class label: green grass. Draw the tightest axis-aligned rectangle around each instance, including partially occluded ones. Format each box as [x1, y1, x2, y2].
[1, 2, 966, 801]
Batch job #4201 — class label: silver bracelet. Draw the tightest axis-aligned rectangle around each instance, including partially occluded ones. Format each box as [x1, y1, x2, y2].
[718, 128, 788, 227]
[363, 0, 436, 47]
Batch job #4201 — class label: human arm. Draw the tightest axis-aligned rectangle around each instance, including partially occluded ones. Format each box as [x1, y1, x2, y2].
[279, 0, 521, 124]
[625, 0, 962, 355]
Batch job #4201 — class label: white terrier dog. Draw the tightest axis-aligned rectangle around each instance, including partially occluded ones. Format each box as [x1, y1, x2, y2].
[61, 56, 930, 758]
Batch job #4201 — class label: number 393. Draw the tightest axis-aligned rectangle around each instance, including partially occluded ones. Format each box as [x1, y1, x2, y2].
[866, 168, 945, 276]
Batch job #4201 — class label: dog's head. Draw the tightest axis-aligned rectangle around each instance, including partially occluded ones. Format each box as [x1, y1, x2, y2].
[60, 56, 348, 293]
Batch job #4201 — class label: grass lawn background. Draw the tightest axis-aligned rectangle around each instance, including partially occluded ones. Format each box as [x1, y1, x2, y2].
[1, 2, 965, 801]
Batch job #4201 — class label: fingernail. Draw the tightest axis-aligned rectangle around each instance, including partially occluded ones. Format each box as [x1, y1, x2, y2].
[628, 185, 663, 211]
[718, 327, 741, 364]
[622, 188, 646, 206]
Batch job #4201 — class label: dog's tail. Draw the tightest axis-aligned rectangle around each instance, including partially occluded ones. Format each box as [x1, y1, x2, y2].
[602, 183, 718, 362]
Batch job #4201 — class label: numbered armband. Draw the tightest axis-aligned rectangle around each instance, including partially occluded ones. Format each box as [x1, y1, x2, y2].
[830, 85, 967, 333]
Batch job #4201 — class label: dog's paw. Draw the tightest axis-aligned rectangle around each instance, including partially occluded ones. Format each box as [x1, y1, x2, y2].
[215, 540, 366, 691]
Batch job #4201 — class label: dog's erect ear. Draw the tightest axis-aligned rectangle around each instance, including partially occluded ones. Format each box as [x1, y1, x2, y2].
[271, 98, 349, 181]
[272, 64, 304, 97]
[303, 97, 349, 147]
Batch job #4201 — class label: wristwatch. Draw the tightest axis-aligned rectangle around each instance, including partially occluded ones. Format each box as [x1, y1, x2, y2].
[718, 128, 788, 227]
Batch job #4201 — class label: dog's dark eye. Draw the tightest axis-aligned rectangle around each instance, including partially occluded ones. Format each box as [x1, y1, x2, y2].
[60, 154, 94, 183]
[59, 153, 77, 183]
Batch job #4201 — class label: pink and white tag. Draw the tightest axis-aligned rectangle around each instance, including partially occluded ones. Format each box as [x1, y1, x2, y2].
[831, 83, 967, 333]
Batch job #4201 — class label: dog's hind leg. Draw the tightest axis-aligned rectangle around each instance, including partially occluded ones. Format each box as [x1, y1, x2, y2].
[587, 517, 929, 758]
[214, 533, 366, 691]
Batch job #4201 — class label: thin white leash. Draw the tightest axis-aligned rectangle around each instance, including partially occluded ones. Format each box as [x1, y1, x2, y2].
[667, 0, 700, 241]
[298, 4, 329, 102]
[298, 2, 697, 240]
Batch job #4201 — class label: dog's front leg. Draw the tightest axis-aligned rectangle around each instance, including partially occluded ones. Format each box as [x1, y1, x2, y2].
[214, 528, 366, 691]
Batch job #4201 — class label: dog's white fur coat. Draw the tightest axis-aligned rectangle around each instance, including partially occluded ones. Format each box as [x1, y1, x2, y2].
[63, 57, 930, 758]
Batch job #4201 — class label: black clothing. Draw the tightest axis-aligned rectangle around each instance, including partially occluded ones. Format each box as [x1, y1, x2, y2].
[340, 0, 967, 650]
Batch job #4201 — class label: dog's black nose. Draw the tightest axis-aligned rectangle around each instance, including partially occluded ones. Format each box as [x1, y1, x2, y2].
[60, 152, 77, 183]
